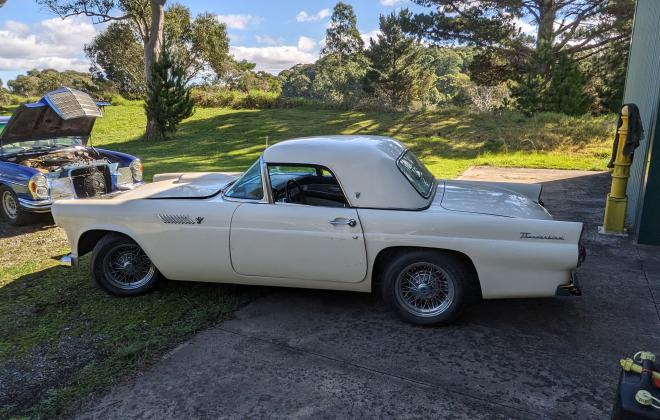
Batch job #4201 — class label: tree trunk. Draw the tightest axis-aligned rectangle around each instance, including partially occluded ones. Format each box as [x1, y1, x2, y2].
[144, 0, 166, 141]
[535, 0, 556, 76]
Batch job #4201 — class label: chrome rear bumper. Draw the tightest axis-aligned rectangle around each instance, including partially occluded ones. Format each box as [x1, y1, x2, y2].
[556, 271, 582, 296]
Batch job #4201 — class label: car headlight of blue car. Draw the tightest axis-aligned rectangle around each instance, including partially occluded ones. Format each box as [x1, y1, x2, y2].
[130, 159, 144, 183]
[28, 173, 49, 200]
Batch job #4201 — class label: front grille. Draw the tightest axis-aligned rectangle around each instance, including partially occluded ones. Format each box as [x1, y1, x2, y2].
[70, 165, 111, 198]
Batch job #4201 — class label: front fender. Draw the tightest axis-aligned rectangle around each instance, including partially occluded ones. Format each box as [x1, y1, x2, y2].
[0, 160, 39, 199]
[52, 200, 150, 261]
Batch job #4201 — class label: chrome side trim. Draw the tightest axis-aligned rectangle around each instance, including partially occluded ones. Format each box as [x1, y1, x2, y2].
[0, 178, 28, 187]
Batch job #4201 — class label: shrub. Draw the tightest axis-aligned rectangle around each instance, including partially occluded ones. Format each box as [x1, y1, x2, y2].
[144, 47, 194, 141]
[239, 90, 280, 109]
[190, 88, 237, 107]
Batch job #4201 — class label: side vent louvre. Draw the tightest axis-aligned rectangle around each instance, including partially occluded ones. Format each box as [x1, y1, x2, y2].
[158, 214, 197, 225]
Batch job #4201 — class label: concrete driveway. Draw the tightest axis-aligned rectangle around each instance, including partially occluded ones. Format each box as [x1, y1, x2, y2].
[77, 168, 660, 419]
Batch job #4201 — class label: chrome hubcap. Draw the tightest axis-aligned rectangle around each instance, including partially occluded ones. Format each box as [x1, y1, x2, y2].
[104, 244, 156, 290]
[395, 262, 455, 317]
[2, 191, 17, 219]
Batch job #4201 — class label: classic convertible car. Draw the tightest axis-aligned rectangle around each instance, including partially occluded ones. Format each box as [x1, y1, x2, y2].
[0, 87, 143, 226]
[54, 135, 585, 325]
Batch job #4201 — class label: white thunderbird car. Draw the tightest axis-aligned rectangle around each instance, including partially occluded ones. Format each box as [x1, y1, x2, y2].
[54, 135, 585, 325]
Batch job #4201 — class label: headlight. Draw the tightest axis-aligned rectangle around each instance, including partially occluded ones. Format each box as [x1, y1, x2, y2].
[28, 174, 49, 199]
[130, 159, 144, 182]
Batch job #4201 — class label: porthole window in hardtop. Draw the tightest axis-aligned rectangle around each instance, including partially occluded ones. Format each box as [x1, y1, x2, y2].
[224, 159, 264, 200]
[397, 150, 435, 198]
[268, 164, 348, 207]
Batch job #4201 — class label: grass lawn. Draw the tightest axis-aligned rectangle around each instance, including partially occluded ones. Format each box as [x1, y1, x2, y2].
[0, 104, 615, 418]
[92, 102, 615, 180]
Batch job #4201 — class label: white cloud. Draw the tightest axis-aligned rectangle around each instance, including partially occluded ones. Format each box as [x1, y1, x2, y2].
[216, 14, 263, 30]
[0, 17, 97, 72]
[360, 29, 381, 45]
[516, 18, 536, 36]
[380, 0, 403, 5]
[230, 45, 317, 74]
[296, 8, 331, 22]
[4, 20, 29, 35]
[255, 34, 284, 46]
[297, 36, 316, 52]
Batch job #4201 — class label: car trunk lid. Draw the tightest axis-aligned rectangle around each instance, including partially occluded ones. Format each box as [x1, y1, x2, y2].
[439, 180, 552, 220]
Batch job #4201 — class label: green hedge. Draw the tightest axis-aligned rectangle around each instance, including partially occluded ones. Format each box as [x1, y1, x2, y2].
[190, 88, 335, 110]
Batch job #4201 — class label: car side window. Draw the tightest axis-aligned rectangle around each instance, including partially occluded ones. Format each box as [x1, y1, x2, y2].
[224, 159, 264, 200]
[268, 164, 348, 208]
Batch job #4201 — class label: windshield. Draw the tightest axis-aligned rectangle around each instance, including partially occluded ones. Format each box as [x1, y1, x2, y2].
[0, 137, 86, 156]
[397, 150, 435, 198]
[224, 159, 264, 200]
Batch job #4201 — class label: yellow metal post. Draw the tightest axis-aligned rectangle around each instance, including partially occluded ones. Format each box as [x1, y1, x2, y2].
[602, 105, 632, 234]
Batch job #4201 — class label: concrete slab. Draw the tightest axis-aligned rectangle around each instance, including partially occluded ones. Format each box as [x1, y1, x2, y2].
[76, 167, 660, 420]
[457, 166, 608, 184]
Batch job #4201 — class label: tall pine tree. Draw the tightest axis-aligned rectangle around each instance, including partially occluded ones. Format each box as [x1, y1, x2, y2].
[144, 45, 194, 141]
[545, 53, 590, 116]
[366, 12, 429, 108]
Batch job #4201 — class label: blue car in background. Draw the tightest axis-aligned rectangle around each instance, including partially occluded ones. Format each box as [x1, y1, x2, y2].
[0, 87, 143, 226]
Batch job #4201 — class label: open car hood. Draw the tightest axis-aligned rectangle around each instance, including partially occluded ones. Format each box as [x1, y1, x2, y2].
[0, 87, 104, 146]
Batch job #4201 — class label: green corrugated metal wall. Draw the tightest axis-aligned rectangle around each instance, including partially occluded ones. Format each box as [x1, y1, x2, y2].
[622, 0, 660, 243]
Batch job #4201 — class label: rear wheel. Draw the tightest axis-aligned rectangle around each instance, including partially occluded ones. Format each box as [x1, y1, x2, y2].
[0, 186, 36, 226]
[382, 250, 475, 326]
[91, 234, 161, 296]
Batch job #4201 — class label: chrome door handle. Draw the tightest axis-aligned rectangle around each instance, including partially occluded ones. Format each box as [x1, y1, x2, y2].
[330, 218, 357, 227]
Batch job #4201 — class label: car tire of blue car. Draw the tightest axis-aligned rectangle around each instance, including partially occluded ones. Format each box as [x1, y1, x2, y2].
[381, 250, 474, 326]
[90, 233, 162, 296]
[0, 186, 37, 226]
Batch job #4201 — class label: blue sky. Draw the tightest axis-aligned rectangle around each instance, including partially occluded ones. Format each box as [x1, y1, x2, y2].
[0, 0, 427, 86]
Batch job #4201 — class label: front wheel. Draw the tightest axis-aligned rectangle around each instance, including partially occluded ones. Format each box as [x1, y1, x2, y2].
[91, 234, 162, 296]
[382, 250, 475, 326]
[0, 186, 36, 226]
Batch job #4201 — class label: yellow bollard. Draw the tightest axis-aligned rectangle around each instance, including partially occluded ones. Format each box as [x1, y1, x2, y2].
[602, 105, 632, 234]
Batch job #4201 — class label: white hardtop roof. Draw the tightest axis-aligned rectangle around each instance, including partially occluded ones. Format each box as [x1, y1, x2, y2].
[263, 135, 433, 210]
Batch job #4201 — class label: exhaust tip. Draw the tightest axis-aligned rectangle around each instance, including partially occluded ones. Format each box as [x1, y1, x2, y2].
[59, 254, 78, 268]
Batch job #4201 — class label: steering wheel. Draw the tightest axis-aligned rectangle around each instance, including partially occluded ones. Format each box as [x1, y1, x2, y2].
[285, 179, 305, 204]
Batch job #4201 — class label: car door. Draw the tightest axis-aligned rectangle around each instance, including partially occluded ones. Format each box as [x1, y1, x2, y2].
[229, 164, 367, 283]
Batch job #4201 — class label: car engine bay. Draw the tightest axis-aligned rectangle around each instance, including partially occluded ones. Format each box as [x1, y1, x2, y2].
[9, 148, 109, 173]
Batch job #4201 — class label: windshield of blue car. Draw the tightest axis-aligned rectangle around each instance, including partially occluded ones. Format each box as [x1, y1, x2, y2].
[397, 150, 435, 198]
[0, 137, 86, 157]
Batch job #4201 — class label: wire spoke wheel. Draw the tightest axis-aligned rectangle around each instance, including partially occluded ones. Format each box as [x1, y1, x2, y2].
[2, 190, 18, 220]
[395, 262, 455, 318]
[103, 244, 156, 290]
